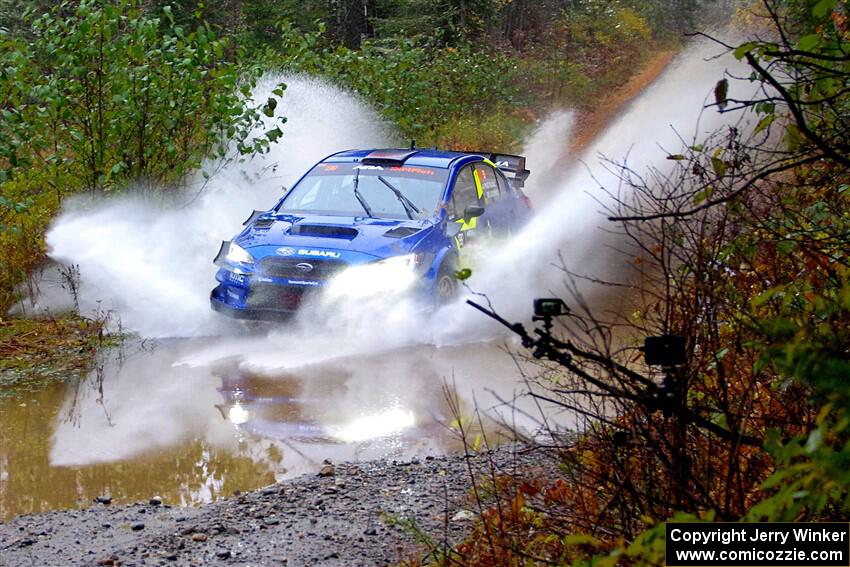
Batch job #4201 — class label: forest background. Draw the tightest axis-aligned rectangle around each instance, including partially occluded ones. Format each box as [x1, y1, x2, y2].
[3, 1, 850, 564]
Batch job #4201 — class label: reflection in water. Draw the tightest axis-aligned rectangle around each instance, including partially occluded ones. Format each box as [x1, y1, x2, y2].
[0, 381, 275, 520]
[335, 407, 416, 443]
[1, 336, 549, 521]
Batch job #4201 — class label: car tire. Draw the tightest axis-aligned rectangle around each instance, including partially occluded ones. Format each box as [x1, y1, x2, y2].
[434, 260, 458, 306]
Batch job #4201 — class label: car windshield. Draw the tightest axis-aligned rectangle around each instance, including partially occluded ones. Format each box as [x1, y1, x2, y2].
[277, 162, 448, 219]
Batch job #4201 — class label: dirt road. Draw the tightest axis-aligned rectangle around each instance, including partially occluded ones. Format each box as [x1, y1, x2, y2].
[0, 444, 552, 566]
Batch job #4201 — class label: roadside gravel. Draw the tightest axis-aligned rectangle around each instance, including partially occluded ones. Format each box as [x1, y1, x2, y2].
[1, 444, 554, 566]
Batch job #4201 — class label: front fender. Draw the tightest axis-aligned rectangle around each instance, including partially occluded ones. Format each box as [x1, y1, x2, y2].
[427, 245, 458, 281]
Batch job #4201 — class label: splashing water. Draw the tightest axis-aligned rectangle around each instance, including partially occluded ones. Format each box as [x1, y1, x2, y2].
[518, 109, 576, 201]
[460, 39, 753, 327]
[41, 40, 752, 353]
[43, 74, 395, 337]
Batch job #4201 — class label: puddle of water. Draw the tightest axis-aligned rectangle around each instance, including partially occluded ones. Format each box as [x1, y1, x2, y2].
[0, 337, 548, 521]
[0, 380, 277, 520]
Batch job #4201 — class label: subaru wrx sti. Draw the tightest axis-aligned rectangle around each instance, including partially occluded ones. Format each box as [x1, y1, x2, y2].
[210, 148, 531, 319]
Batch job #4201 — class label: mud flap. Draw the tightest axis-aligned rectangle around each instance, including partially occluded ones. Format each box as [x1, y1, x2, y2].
[242, 210, 265, 226]
[213, 241, 231, 267]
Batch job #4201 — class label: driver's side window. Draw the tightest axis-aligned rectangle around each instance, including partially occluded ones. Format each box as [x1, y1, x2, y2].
[448, 165, 480, 219]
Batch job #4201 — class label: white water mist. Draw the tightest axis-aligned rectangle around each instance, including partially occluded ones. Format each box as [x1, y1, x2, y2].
[461, 39, 753, 328]
[43, 74, 394, 337]
[43, 40, 751, 348]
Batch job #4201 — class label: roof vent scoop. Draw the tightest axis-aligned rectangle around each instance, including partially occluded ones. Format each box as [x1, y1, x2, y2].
[361, 149, 418, 166]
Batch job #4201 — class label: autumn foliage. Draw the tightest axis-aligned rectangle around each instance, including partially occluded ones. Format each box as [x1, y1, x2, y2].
[440, 1, 850, 564]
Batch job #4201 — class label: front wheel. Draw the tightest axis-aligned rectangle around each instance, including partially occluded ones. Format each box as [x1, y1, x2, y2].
[434, 261, 459, 306]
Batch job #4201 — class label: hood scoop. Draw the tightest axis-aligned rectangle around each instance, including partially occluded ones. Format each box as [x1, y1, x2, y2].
[383, 226, 422, 239]
[290, 224, 359, 239]
[253, 218, 275, 229]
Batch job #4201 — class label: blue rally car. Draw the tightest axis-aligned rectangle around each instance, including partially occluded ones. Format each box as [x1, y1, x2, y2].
[210, 148, 531, 319]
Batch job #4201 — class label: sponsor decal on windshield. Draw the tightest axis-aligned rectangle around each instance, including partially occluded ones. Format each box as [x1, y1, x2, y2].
[351, 164, 435, 176]
[390, 166, 435, 176]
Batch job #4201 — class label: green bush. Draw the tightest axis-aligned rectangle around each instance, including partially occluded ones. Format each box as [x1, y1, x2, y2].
[0, 174, 63, 312]
[272, 27, 521, 148]
[0, 0, 286, 312]
[1, 0, 284, 191]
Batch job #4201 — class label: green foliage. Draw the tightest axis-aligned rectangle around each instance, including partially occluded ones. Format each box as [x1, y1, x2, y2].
[0, 173, 62, 312]
[0, 0, 285, 191]
[0, 0, 287, 312]
[370, 0, 506, 47]
[446, 1, 850, 564]
[239, 1, 675, 148]
[264, 0, 664, 148]
[730, 0, 849, 168]
[591, 514, 697, 567]
[516, 2, 659, 107]
[274, 29, 521, 147]
[747, 403, 850, 522]
[324, 40, 518, 145]
[613, 0, 850, 559]
[625, 0, 702, 35]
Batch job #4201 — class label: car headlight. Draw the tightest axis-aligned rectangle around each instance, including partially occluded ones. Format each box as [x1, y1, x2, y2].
[225, 242, 254, 265]
[374, 253, 420, 270]
[325, 253, 422, 300]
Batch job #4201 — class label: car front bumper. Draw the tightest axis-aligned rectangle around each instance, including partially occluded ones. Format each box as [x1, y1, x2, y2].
[210, 250, 445, 321]
[210, 280, 310, 321]
[210, 293, 297, 321]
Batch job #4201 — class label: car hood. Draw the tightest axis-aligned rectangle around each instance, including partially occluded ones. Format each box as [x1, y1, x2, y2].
[234, 213, 437, 263]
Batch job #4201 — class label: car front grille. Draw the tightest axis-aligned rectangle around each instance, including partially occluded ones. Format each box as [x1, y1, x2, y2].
[246, 284, 310, 310]
[259, 257, 346, 281]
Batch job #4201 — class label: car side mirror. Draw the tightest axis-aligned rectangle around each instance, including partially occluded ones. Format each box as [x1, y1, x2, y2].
[463, 205, 485, 222]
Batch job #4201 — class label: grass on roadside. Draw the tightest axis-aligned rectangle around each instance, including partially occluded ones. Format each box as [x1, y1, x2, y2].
[0, 315, 120, 398]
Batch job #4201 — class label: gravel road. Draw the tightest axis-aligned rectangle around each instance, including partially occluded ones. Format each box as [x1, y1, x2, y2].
[1, 444, 552, 566]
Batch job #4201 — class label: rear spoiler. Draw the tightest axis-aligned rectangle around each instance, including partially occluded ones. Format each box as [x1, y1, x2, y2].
[465, 152, 530, 188]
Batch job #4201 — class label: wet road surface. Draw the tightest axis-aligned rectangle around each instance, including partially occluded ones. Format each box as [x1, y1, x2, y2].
[1, 334, 554, 521]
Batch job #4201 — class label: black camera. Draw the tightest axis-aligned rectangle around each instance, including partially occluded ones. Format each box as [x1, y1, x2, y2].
[533, 298, 569, 318]
[643, 335, 686, 367]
